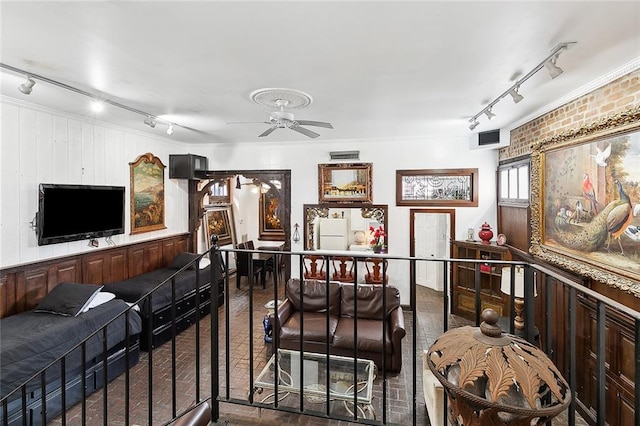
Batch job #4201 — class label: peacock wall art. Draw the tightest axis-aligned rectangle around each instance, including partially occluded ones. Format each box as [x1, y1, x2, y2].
[542, 129, 640, 278]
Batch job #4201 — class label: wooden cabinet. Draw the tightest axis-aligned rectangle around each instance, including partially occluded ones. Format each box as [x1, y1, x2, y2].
[451, 240, 511, 321]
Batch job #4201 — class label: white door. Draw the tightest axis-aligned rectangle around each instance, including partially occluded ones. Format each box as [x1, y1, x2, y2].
[414, 213, 450, 291]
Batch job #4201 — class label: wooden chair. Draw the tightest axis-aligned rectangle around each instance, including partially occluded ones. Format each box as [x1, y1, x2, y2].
[303, 255, 327, 280]
[235, 242, 264, 289]
[332, 256, 355, 283]
[365, 258, 389, 285]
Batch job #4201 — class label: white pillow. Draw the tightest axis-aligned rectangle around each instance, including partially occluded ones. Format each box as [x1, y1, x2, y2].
[199, 257, 211, 269]
[81, 291, 116, 313]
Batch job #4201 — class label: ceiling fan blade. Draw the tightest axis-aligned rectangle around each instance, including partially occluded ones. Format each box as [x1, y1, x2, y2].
[289, 125, 319, 139]
[226, 121, 271, 125]
[295, 120, 333, 129]
[258, 126, 278, 137]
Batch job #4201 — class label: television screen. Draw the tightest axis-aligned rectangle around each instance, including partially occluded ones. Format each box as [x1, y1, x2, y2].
[38, 183, 125, 246]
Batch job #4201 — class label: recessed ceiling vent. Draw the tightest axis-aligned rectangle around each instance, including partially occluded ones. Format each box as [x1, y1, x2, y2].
[330, 150, 360, 161]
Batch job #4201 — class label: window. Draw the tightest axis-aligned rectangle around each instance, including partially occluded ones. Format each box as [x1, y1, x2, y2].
[499, 159, 529, 204]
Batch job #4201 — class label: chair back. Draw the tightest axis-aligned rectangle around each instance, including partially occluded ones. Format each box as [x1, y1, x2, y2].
[303, 255, 326, 280]
[332, 256, 355, 283]
[365, 258, 389, 284]
[235, 243, 250, 276]
[245, 240, 255, 250]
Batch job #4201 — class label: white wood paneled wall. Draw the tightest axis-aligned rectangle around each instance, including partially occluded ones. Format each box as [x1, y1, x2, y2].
[0, 97, 192, 268]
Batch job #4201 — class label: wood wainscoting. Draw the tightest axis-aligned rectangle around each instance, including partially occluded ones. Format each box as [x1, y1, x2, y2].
[0, 233, 189, 319]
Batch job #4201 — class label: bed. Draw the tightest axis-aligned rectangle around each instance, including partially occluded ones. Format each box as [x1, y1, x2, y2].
[102, 252, 225, 351]
[0, 283, 142, 426]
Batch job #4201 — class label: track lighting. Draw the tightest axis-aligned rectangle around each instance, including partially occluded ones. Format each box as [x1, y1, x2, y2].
[484, 109, 496, 120]
[1, 63, 188, 137]
[466, 42, 576, 130]
[144, 117, 156, 128]
[544, 57, 564, 79]
[18, 75, 35, 95]
[509, 88, 524, 103]
[90, 100, 104, 113]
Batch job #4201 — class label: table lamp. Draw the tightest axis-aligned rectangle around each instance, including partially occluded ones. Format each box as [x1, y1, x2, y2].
[501, 266, 536, 331]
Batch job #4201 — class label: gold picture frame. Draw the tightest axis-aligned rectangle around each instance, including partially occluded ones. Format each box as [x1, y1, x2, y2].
[259, 188, 285, 241]
[530, 106, 640, 296]
[203, 204, 236, 248]
[318, 163, 372, 203]
[395, 168, 478, 207]
[130, 153, 166, 234]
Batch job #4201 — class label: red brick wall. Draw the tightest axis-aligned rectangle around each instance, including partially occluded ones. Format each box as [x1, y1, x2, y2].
[500, 68, 640, 161]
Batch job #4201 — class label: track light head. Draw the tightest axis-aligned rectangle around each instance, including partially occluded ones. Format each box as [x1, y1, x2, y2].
[484, 109, 496, 120]
[19, 76, 35, 95]
[144, 117, 156, 128]
[544, 57, 563, 79]
[469, 120, 479, 131]
[166, 124, 174, 135]
[509, 88, 524, 103]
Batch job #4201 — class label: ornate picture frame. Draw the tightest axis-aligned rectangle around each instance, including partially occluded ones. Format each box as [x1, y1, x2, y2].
[530, 106, 640, 296]
[395, 168, 479, 206]
[318, 163, 372, 203]
[202, 204, 236, 248]
[259, 188, 285, 241]
[130, 152, 166, 234]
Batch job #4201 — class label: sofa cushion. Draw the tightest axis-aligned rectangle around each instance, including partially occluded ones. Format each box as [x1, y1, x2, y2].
[340, 284, 400, 320]
[332, 317, 392, 354]
[285, 279, 341, 315]
[280, 311, 340, 344]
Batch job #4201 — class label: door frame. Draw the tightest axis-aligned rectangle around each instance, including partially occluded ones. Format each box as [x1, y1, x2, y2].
[409, 209, 455, 305]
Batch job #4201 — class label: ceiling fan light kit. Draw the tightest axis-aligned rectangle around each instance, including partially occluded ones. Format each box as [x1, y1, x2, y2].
[240, 87, 334, 139]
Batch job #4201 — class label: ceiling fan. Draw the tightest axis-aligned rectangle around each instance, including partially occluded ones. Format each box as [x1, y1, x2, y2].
[232, 99, 333, 139]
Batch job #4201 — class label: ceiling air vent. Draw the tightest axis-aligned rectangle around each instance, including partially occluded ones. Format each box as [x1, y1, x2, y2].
[330, 150, 360, 161]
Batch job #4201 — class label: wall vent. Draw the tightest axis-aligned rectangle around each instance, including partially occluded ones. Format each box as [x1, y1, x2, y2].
[330, 150, 360, 160]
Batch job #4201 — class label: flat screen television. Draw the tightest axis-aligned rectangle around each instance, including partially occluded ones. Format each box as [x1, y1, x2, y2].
[37, 183, 126, 246]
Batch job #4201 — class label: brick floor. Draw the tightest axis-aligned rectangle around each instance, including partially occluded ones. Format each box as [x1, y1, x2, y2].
[50, 278, 468, 425]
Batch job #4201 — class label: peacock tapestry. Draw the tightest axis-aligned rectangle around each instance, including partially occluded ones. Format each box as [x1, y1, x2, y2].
[531, 107, 640, 296]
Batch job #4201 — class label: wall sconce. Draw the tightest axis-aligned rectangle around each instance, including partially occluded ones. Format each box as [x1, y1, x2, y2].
[292, 223, 300, 243]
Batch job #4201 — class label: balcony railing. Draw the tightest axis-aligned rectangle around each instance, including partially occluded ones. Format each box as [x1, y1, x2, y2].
[1, 245, 637, 425]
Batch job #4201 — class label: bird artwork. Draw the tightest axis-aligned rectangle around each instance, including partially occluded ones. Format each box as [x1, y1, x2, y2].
[582, 173, 599, 215]
[605, 179, 633, 255]
[625, 226, 640, 242]
[591, 143, 611, 167]
[575, 200, 588, 223]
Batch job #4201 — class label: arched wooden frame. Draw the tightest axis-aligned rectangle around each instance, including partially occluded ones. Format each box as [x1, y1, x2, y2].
[129, 152, 166, 235]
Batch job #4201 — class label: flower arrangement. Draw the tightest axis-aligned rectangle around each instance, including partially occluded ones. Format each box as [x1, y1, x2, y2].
[369, 225, 386, 252]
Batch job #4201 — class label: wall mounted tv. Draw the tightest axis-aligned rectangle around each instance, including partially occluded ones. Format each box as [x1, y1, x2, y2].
[37, 183, 125, 246]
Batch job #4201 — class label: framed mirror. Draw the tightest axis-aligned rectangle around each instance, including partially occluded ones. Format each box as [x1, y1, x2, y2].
[303, 203, 388, 252]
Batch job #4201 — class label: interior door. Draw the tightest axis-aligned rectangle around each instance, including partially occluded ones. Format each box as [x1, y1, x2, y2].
[411, 209, 454, 291]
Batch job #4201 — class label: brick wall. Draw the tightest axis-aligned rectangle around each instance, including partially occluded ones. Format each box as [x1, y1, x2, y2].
[500, 68, 640, 161]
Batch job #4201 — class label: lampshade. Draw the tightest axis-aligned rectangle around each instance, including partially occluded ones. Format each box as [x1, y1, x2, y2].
[501, 266, 537, 297]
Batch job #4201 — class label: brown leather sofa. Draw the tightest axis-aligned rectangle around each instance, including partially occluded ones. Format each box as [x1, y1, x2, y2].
[271, 278, 406, 373]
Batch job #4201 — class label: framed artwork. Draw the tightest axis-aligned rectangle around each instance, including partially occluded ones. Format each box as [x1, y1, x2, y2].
[318, 163, 372, 203]
[530, 106, 640, 295]
[259, 188, 285, 241]
[130, 152, 166, 234]
[395, 168, 478, 207]
[203, 204, 236, 248]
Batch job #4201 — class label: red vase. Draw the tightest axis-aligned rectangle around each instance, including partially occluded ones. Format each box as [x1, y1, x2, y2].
[478, 222, 493, 245]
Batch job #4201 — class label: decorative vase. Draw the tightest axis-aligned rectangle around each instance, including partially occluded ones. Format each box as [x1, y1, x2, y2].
[478, 222, 493, 245]
[372, 245, 382, 253]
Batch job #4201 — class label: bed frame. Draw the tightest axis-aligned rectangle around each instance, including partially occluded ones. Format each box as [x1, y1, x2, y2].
[1, 336, 140, 426]
[141, 278, 224, 351]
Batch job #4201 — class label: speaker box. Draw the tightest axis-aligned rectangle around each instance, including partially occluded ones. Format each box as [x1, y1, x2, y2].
[478, 129, 500, 146]
[169, 154, 208, 180]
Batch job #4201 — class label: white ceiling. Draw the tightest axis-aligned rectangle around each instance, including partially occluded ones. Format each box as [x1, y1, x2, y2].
[1, 1, 639, 144]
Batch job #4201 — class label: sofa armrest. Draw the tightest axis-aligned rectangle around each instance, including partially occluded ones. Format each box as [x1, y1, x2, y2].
[389, 306, 406, 347]
[270, 298, 294, 331]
